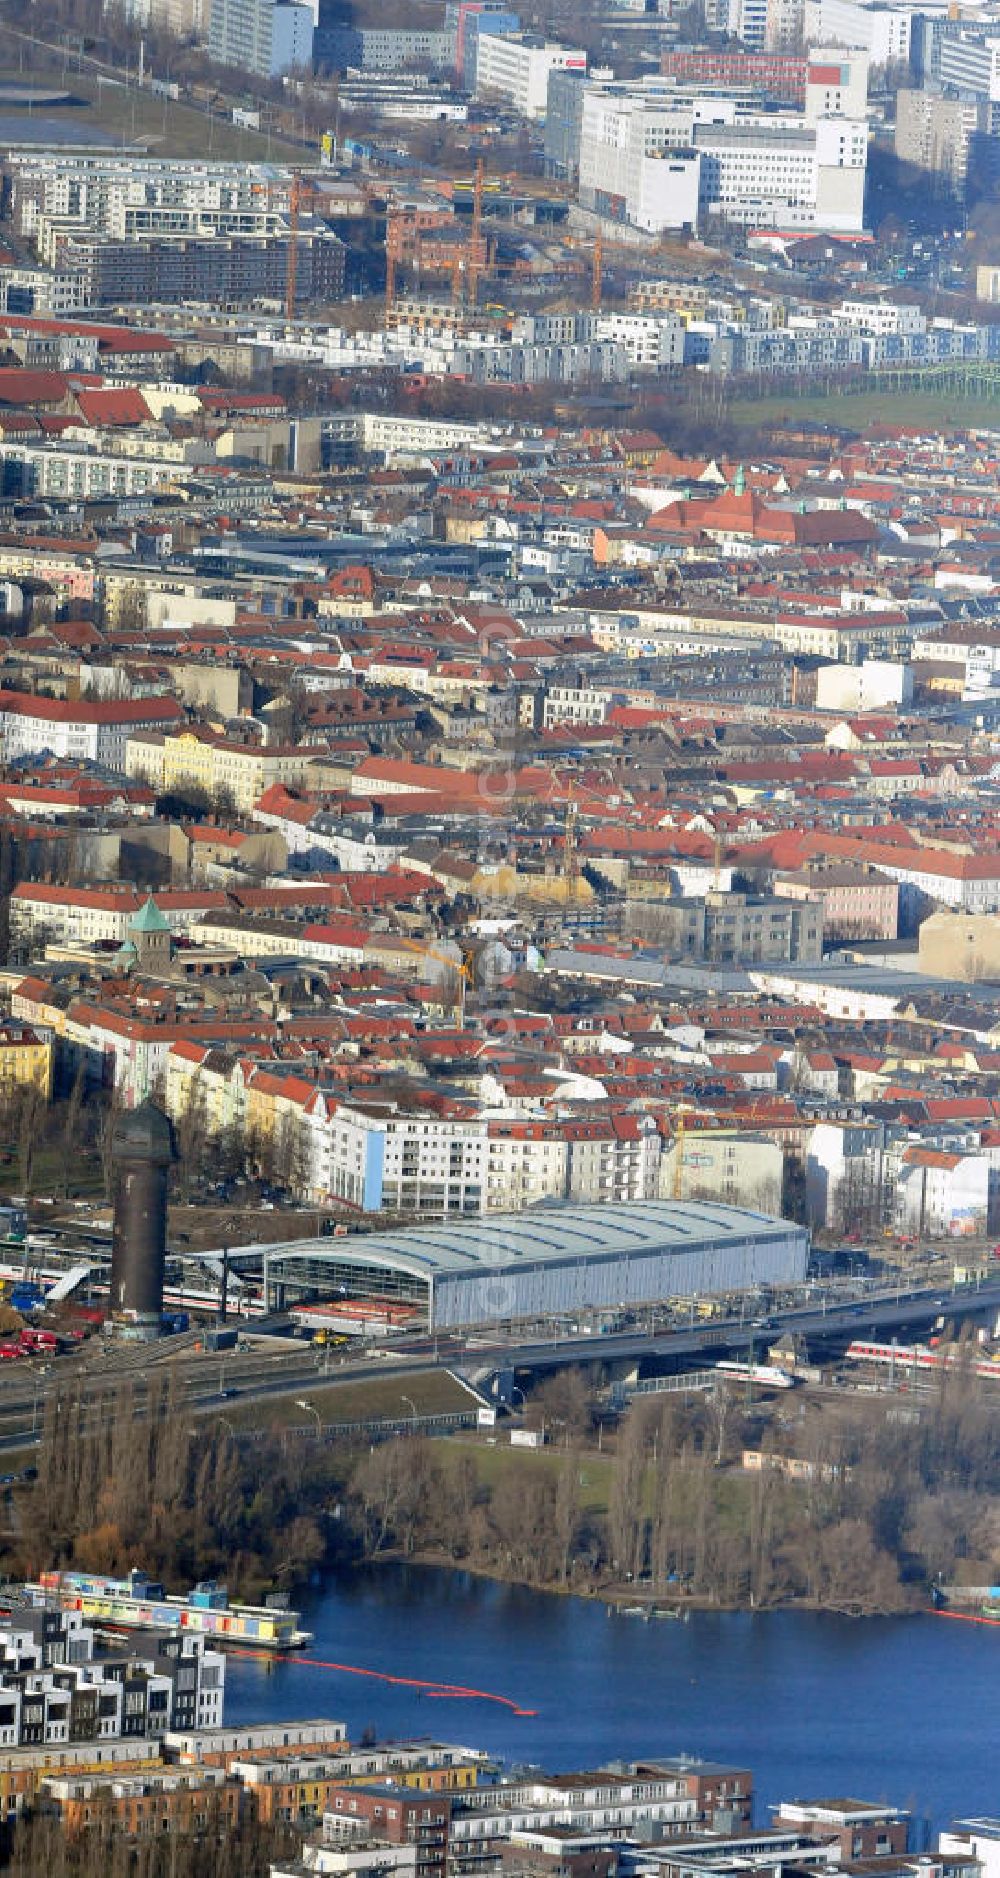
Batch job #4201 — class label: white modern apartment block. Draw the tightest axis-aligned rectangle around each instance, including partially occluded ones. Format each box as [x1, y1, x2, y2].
[476, 35, 586, 118]
[577, 78, 867, 232]
[6, 153, 292, 254]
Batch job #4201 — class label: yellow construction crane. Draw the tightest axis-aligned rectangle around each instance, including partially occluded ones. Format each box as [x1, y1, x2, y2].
[671, 1101, 701, 1200]
[395, 936, 476, 1027]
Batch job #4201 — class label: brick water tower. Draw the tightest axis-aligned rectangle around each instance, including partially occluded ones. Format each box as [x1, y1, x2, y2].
[109, 1099, 176, 1341]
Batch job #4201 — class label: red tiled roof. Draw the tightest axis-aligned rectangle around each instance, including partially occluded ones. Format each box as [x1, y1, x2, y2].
[73, 386, 151, 428]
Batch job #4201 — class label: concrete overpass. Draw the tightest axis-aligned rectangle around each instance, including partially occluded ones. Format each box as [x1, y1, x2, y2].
[455, 1279, 1000, 1393]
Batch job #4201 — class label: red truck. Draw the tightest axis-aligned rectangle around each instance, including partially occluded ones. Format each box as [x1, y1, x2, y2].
[19, 1329, 57, 1354]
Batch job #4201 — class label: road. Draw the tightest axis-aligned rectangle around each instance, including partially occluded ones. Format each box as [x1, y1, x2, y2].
[0, 1344, 440, 1452]
[0, 1274, 995, 1454]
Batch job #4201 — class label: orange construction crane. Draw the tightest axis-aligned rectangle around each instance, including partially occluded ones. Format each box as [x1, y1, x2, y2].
[467, 156, 485, 308]
[592, 228, 603, 311]
[286, 170, 302, 321]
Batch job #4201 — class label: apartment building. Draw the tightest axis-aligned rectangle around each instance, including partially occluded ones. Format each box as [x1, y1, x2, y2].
[6, 154, 294, 248]
[543, 683, 615, 728]
[774, 868, 899, 942]
[0, 441, 193, 502]
[325, 1785, 451, 1878]
[0, 542, 95, 606]
[41, 1768, 240, 1841]
[208, 0, 314, 76]
[564, 1114, 660, 1204]
[937, 28, 1000, 100]
[47, 226, 344, 310]
[125, 728, 322, 813]
[0, 1607, 224, 1749]
[644, 891, 824, 965]
[0, 690, 183, 773]
[9, 885, 226, 956]
[447, 1769, 699, 1854]
[802, 0, 912, 64]
[895, 89, 982, 195]
[0, 1023, 54, 1103]
[659, 1131, 784, 1213]
[895, 1146, 991, 1237]
[307, 1102, 487, 1216]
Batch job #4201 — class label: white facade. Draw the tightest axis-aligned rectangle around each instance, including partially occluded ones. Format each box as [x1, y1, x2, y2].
[7, 152, 292, 247]
[938, 31, 1000, 101]
[577, 80, 866, 232]
[802, 0, 912, 64]
[0, 698, 180, 773]
[804, 46, 869, 118]
[814, 661, 913, 713]
[209, 0, 314, 75]
[895, 1154, 990, 1238]
[476, 36, 586, 118]
[632, 150, 702, 232]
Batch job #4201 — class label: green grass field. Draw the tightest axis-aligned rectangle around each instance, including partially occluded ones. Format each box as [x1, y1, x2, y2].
[224, 1368, 478, 1433]
[434, 1435, 615, 1514]
[0, 1146, 104, 1203]
[727, 388, 1000, 434]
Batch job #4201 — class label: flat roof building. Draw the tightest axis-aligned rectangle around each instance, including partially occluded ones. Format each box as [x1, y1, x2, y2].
[254, 1200, 809, 1330]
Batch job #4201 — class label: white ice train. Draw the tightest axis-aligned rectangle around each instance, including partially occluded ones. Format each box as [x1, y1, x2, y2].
[714, 1360, 795, 1390]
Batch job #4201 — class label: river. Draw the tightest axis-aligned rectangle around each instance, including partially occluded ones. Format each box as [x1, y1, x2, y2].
[224, 1564, 998, 1836]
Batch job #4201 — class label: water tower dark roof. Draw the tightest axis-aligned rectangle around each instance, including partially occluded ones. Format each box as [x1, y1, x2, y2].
[111, 1099, 175, 1167]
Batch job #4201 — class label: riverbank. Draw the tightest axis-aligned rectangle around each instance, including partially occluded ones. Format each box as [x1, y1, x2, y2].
[365, 1542, 922, 1620]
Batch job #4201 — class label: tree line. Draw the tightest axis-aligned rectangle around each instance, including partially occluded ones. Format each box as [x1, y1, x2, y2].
[1, 1809, 298, 1877]
[345, 1356, 1000, 1614]
[6, 1352, 1000, 1619]
[11, 1378, 332, 1597]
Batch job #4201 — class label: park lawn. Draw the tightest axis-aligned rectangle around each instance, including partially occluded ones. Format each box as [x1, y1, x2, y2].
[432, 1435, 615, 1515]
[727, 388, 1000, 433]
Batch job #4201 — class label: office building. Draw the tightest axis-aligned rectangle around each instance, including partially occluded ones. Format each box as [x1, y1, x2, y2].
[802, 0, 913, 65]
[319, 26, 455, 71]
[476, 35, 586, 119]
[577, 78, 867, 233]
[463, 10, 520, 90]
